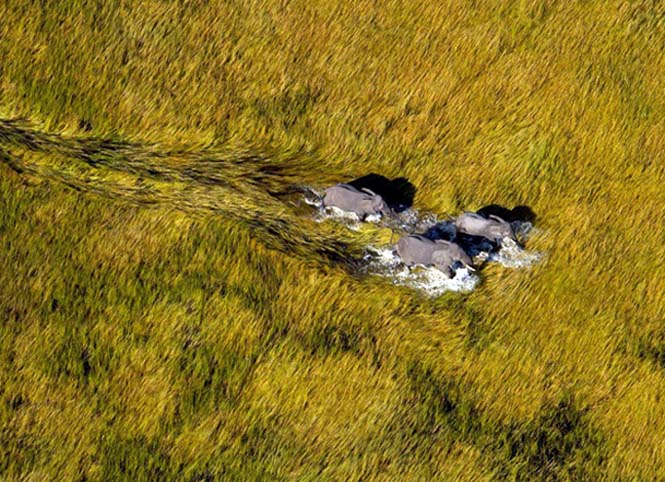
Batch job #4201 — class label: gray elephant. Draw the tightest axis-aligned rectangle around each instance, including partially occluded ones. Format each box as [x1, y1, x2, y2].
[454, 212, 517, 244]
[322, 183, 392, 220]
[396, 234, 473, 278]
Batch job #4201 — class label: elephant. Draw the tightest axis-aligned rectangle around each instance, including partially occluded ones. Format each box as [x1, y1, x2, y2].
[347, 174, 416, 213]
[454, 212, 517, 244]
[396, 234, 473, 278]
[322, 183, 392, 220]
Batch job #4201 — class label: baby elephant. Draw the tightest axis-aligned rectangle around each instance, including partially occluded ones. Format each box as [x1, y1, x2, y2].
[455, 212, 517, 244]
[396, 234, 473, 278]
[323, 184, 391, 220]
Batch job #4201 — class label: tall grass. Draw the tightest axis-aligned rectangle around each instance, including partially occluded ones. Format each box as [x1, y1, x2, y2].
[1, 0, 665, 480]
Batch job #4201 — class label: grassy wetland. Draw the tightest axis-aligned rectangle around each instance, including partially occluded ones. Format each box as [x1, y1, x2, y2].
[1, 1, 664, 480]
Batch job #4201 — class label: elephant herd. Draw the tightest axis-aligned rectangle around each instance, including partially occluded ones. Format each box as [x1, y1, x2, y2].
[322, 181, 532, 278]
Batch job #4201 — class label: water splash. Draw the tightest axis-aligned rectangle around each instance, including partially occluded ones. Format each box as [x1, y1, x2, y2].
[363, 247, 480, 296]
[485, 235, 544, 268]
[303, 187, 384, 230]
[300, 188, 544, 295]
[305, 193, 442, 235]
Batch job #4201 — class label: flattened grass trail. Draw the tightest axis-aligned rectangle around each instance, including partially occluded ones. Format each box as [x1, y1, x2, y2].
[0, 118, 368, 269]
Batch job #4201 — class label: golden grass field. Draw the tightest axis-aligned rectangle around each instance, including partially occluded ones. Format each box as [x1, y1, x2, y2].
[1, 0, 664, 480]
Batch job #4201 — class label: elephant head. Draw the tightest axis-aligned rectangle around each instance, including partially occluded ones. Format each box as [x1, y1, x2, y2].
[487, 215, 518, 244]
[360, 188, 392, 218]
[432, 241, 473, 271]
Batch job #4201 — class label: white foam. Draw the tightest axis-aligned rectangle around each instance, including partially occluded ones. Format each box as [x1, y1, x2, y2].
[314, 206, 363, 230]
[300, 188, 544, 290]
[302, 187, 323, 208]
[487, 238, 544, 268]
[303, 187, 384, 230]
[363, 247, 480, 296]
[301, 187, 434, 231]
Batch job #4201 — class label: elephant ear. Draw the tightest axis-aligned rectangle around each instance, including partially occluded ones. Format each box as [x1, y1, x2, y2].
[360, 187, 377, 197]
[359, 198, 374, 211]
[488, 214, 507, 223]
[431, 250, 451, 266]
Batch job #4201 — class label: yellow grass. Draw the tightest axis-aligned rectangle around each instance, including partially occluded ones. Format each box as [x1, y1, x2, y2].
[1, 0, 664, 480]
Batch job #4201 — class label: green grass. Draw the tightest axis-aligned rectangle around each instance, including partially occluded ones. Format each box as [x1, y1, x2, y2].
[1, 0, 665, 480]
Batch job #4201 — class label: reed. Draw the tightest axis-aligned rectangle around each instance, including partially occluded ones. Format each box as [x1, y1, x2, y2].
[1, 0, 664, 480]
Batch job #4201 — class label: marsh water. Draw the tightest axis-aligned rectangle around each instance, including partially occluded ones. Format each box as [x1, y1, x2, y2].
[302, 187, 543, 296]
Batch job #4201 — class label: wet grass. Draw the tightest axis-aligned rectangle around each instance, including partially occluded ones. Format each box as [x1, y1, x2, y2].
[1, 0, 665, 480]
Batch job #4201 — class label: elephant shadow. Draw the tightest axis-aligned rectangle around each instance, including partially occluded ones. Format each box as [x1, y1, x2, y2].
[422, 221, 496, 258]
[476, 204, 536, 224]
[348, 173, 416, 213]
